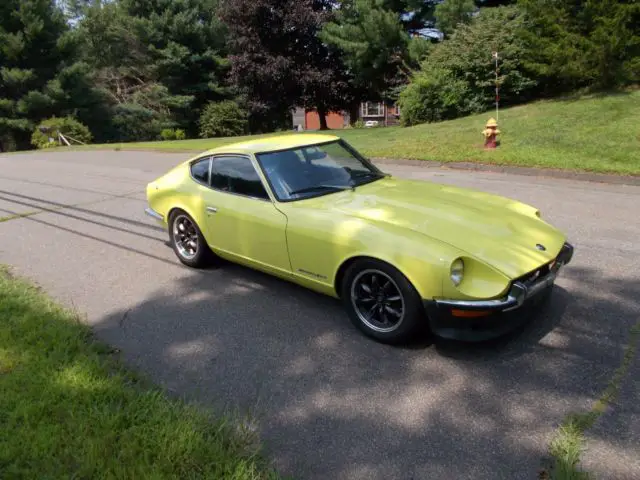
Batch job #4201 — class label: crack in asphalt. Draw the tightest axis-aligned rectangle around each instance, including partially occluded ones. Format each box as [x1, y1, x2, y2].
[542, 320, 640, 479]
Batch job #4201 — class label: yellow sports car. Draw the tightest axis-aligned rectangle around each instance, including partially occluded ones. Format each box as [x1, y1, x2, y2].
[145, 134, 574, 344]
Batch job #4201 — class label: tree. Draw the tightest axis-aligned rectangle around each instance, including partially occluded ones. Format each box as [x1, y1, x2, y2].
[220, 0, 349, 131]
[0, 0, 74, 150]
[321, 0, 409, 121]
[119, 0, 230, 135]
[321, 0, 442, 123]
[382, 0, 440, 33]
[435, 0, 476, 37]
[518, 0, 640, 93]
[399, 5, 537, 125]
[77, 0, 215, 141]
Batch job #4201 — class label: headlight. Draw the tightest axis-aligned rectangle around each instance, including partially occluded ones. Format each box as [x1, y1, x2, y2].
[450, 258, 464, 286]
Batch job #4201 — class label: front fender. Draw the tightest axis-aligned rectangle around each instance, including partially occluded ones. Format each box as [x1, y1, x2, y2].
[329, 221, 461, 300]
[330, 220, 511, 302]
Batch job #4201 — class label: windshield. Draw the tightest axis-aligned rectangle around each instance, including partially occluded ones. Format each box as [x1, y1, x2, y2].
[256, 140, 386, 201]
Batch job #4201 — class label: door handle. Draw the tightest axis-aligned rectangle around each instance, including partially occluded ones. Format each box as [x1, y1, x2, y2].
[206, 206, 218, 214]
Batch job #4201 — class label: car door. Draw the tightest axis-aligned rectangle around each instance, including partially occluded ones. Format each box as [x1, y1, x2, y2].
[199, 154, 291, 274]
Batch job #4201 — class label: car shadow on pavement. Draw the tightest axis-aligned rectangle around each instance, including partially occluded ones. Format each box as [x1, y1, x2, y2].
[90, 254, 639, 480]
[433, 287, 570, 361]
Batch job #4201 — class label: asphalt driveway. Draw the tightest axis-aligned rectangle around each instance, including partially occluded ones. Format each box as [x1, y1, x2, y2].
[0, 150, 638, 479]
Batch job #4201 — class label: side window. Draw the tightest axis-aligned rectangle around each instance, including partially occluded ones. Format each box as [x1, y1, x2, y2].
[190, 158, 210, 184]
[210, 156, 269, 200]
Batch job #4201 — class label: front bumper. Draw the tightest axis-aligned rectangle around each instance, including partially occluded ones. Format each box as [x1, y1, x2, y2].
[425, 242, 574, 342]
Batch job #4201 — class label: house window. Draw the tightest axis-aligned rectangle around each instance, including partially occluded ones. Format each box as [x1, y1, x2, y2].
[361, 101, 385, 117]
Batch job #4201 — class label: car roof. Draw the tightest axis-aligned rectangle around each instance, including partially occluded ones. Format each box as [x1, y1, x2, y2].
[200, 133, 340, 156]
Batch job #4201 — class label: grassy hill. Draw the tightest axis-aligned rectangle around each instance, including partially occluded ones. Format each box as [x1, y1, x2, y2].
[82, 90, 640, 175]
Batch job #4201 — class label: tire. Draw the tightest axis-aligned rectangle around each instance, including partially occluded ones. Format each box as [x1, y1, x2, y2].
[340, 258, 425, 344]
[168, 210, 213, 268]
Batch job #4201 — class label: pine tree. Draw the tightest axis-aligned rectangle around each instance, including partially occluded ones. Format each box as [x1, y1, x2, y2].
[77, 0, 226, 140]
[320, 0, 422, 116]
[0, 0, 73, 150]
[519, 0, 640, 93]
[119, 0, 230, 135]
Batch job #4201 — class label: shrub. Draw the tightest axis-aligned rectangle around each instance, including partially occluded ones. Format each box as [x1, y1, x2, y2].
[399, 68, 471, 126]
[31, 117, 93, 149]
[160, 128, 186, 141]
[110, 104, 172, 142]
[160, 129, 177, 141]
[0, 133, 17, 152]
[352, 119, 366, 129]
[199, 101, 248, 138]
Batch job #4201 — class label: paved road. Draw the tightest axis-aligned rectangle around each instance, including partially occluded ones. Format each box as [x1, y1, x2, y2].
[1, 150, 638, 479]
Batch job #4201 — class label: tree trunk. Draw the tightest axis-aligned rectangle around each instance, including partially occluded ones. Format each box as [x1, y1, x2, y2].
[317, 106, 328, 130]
[348, 101, 360, 126]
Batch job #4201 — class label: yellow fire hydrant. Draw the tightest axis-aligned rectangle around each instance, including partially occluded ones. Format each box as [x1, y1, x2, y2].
[482, 118, 500, 149]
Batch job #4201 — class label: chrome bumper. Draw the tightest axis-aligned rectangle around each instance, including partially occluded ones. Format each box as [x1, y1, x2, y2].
[144, 207, 164, 221]
[434, 274, 554, 312]
[434, 242, 574, 312]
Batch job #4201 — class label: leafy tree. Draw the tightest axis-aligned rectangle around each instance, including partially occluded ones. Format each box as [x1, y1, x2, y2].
[220, 0, 349, 131]
[199, 100, 248, 137]
[399, 5, 536, 125]
[435, 0, 476, 37]
[427, 6, 536, 106]
[518, 0, 640, 93]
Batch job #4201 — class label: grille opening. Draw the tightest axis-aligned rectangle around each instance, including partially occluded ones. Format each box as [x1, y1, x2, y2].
[517, 262, 552, 287]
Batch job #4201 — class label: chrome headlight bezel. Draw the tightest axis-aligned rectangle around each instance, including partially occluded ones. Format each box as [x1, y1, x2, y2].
[450, 258, 464, 286]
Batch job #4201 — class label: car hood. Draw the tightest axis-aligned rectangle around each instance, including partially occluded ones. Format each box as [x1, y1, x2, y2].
[306, 177, 566, 279]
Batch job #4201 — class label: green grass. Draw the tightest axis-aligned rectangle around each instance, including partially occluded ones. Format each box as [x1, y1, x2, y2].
[65, 90, 640, 176]
[543, 321, 640, 480]
[0, 266, 280, 479]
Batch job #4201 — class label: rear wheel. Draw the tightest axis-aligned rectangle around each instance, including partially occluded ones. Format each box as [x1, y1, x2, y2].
[340, 258, 425, 344]
[168, 210, 212, 268]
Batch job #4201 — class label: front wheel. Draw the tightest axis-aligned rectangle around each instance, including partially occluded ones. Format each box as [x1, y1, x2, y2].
[340, 259, 426, 344]
[168, 210, 213, 268]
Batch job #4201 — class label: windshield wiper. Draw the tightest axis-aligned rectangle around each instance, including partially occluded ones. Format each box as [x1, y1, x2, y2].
[289, 184, 354, 196]
[351, 171, 391, 187]
[350, 171, 390, 183]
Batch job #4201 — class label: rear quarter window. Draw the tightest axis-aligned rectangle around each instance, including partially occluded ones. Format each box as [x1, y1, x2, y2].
[190, 158, 210, 184]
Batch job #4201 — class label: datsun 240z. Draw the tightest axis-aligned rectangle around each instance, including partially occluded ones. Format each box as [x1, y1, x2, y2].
[145, 134, 574, 344]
